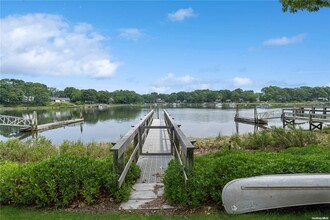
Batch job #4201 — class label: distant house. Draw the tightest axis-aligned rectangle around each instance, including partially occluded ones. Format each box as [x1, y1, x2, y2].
[23, 96, 34, 102]
[51, 97, 71, 103]
[317, 97, 328, 102]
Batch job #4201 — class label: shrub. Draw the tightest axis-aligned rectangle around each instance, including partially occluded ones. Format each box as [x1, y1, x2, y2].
[0, 155, 140, 207]
[164, 145, 330, 207]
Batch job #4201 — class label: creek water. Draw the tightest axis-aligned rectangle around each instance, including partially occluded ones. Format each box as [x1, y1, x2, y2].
[0, 105, 288, 145]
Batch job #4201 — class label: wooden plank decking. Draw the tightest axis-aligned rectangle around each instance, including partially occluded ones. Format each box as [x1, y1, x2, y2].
[120, 118, 174, 210]
[136, 119, 173, 183]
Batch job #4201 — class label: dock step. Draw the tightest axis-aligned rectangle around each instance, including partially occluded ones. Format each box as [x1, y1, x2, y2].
[119, 183, 174, 210]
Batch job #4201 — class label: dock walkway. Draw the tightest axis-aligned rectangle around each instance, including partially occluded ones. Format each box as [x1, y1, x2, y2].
[120, 118, 174, 209]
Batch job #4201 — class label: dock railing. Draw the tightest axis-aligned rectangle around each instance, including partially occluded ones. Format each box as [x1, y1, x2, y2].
[164, 110, 194, 184]
[281, 107, 329, 130]
[111, 110, 154, 188]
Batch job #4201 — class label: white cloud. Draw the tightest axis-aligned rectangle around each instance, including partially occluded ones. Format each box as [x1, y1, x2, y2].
[156, 73, 196, 86]
[151, 73, 211, 93]
[0, 13, 119, 78]
[151, 86, 171, 94]
[118, 28, 144, 41]
[233, 77, 253, 87]
[263, 33, 307, 46]
[168, 8, 195, 22]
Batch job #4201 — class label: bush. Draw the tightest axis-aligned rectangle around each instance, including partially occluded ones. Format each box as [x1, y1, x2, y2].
[164, 145, 330, 207]
[0, 155, 140, 207]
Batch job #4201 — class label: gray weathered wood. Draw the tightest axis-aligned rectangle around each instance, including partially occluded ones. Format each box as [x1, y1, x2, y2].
[118, 144, 140, 188]
[111, 110, 154, 176]
[164, 110, 194, 171]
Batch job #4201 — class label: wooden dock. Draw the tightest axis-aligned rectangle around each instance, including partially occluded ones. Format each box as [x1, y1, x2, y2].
[111, 110, 194, 210]
[234, 105, 268, 125]
[20, 118, 84, 132]
[234, 116, 268, 125]
[137, 119, 173, 183]
[282, 107, 329, 130]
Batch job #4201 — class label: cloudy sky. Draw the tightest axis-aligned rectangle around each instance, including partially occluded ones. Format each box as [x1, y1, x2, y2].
[1, 1, 329, 94]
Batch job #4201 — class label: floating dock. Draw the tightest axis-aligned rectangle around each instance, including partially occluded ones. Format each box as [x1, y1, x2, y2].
[20, 118, 84, 132]
[234, 105, 268, 125]
[234, 116, 268, 125]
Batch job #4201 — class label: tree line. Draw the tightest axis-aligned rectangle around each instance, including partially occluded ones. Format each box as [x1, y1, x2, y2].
[0, 79, 329, 106]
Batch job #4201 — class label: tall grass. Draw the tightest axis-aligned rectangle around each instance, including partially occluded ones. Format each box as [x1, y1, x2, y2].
[234, 127, 321, 150]
[0, 138, 113, 163]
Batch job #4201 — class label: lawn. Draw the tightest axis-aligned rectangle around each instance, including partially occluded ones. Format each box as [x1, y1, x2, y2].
[1, 206, 329, 220]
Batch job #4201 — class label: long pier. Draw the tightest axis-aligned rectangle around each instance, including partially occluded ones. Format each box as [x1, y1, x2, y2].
[111, 110, 194, 210]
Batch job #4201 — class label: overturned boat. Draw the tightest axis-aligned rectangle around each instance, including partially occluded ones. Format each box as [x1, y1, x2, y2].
[222, 174, 330, 214]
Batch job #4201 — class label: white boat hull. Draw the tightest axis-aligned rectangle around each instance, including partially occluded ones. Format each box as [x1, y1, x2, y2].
[222, 174, 330, 214]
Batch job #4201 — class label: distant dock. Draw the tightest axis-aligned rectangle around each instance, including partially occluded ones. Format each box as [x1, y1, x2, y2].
[234, 116, 268, 125]
[19, 118, 84, 132]
[234, 105, 268, 125]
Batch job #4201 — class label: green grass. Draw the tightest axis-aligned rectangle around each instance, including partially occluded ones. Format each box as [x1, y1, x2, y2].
[1, 206, 329, 220]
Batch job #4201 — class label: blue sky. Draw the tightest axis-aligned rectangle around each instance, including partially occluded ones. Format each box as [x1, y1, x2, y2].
[1, 1, 329, 94]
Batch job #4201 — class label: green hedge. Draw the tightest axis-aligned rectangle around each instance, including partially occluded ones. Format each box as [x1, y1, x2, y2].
[0, 155, 140, 207]
[164, 145, 330, 207]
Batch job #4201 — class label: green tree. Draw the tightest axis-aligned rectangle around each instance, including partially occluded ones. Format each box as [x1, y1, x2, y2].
[280, 0, 330, 13]
[64, 87, 82, 102]
[81, 89, 98, 103]
[97, 90, 111, 103]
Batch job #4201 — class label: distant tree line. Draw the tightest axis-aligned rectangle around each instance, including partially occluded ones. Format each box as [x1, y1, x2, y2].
[0, 79, 329, 106]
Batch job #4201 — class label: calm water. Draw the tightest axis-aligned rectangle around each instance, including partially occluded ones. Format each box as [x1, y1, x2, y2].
[0, 106, 288, 145]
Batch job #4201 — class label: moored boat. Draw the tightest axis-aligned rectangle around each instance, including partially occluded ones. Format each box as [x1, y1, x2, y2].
[222, 174, 330, 214]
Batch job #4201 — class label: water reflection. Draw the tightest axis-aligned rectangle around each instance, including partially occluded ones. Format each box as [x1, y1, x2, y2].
[0, 106, 146, 143]
[1, 106, 292, 144]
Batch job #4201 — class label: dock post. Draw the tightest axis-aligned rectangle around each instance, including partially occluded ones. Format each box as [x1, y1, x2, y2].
[186, 147, 194, 171]
[113, 151, 124, 174]
[133, 134, 139, 162]
[32, 111, 38, 131]
[254, 105, 257, 124]
[235, 105, 239, 118]
[138, 127, 143, 155]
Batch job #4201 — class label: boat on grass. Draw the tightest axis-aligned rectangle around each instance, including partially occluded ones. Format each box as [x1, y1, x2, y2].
[222, 174, 330, 214]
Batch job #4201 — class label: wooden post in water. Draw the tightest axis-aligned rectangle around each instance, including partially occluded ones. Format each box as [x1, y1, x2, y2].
[254, 105, 257, 124]
[31, 111, 38, 131]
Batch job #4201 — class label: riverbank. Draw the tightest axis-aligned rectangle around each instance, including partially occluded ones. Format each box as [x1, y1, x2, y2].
[1, 101, 329, 111]
[0, 103, 139, 111]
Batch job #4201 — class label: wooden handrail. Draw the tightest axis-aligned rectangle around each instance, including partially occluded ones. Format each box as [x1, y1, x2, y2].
[164, 110, 194, 171]
[111, 110, 154, 188]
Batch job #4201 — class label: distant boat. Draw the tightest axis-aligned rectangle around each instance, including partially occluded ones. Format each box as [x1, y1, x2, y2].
[215, 102, 223, 108]
[222, 174, 330, 214]
[259, 103, 271, 108]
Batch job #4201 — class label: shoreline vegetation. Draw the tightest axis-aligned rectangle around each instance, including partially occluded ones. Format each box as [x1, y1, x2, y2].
[1, 127, 329, 218]
[1, 79, 329, 109]
[0, 101, 328, 111]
